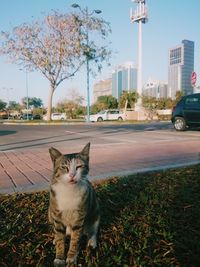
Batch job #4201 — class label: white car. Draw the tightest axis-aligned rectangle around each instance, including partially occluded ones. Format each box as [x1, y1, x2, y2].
[89, 109, 125, 122]
[43, 113, 67, 121]
[51, 113, 67, 120]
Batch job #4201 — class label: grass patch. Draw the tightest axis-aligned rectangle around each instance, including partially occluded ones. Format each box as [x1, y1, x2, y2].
[0, 165, 200, 267]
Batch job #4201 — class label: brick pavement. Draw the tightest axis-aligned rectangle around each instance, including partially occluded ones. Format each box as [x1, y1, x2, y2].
[1, 141, 200, 195]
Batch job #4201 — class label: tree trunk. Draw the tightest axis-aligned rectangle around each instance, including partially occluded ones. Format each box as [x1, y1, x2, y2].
[47, 83, 55, 121]
[124, 99, 128, 114]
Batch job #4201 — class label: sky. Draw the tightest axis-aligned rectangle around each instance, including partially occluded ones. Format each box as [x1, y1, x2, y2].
[0, 0, 200, 107]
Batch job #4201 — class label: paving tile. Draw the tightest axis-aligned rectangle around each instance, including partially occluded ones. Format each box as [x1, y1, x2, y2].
[1, 140, 200, 195]
[5, 167, 32, 187]
[0, 171, 15, 188]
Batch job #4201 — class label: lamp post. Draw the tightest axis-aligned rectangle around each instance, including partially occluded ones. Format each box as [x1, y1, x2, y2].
[72, 4, 102, 122]
[25, 70, 29, 120]
[20, 69, 29, 120]
[130, 0, 148, 111]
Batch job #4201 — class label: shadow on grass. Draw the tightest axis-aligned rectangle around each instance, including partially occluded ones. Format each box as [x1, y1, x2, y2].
[0, 164, 200, 267]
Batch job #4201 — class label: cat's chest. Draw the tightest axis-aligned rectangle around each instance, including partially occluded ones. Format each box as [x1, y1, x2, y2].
[52, 183, 87, 211]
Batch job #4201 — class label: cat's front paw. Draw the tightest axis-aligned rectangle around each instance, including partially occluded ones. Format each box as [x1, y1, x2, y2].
[87, 236, 97, 249]
[54, 258, 66, 267]
[66, 255, 77, 266]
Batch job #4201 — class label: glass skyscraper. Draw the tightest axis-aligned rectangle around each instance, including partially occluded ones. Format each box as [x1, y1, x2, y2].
[168, 40, 194, 99]
[112, 62, 137, 100]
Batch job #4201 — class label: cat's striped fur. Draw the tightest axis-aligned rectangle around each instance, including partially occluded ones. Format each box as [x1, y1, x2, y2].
[48, 143, 100, 266]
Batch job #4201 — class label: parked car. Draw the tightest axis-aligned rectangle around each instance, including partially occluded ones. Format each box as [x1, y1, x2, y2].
[89, 109, 125, 122]
[0, 110, 8, 119]
[43, 113, 67, 121]
[171, 93, 200, 131]
[20, 114, 33, 120]
[33, 114, 42, 120]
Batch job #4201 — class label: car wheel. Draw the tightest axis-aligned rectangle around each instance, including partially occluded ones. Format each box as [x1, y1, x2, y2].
[174, 117, 186, 131]
[118, 117, 123, 121]
[97, 117, 103, 122]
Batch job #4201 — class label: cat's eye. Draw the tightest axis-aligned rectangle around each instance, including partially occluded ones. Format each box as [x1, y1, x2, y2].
[76, 165, 83, 170]
[60, 165, 69, 172]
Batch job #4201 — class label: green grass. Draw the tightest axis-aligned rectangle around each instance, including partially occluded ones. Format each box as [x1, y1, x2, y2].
[0, 164, 200, 267]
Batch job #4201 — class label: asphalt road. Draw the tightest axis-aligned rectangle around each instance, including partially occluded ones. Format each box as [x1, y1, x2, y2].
[1, 121, 200, 194]
[1, 121, 200, 161]
[0, 121, 178, 151]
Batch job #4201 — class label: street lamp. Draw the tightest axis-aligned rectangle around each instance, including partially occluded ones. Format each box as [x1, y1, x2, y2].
[25, 70, 29, 120]
[72, 3, 102, 122]
[20, 69, 29, 120]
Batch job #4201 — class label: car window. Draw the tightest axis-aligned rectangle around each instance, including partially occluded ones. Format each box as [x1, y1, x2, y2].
[99, 110, 106, 114]
[185, 97, 200, 105]
[108, 110, 119, 114]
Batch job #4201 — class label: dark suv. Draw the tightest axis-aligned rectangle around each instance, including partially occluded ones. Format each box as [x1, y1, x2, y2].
[171, 93, 200, 131]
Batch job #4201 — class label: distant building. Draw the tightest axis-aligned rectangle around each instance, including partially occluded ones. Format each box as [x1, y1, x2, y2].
[93, 78, 112, 103]
[112, 62, 137, 100]
[143, 78, 168, 98]
[168, 40, 194, 99]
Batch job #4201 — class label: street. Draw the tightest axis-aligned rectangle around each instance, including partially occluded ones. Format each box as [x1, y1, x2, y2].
[0, 121, 186, 151]
[0, 121, 200, 194]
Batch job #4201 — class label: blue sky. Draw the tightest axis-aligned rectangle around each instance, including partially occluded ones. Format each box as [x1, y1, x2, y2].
[0, 0, 200, 106]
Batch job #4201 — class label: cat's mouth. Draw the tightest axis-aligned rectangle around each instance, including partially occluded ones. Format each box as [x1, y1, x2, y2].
[69, 180, 77, 184]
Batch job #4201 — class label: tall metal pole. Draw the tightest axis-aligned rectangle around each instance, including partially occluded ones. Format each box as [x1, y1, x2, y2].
[137, 18, 142, 109]
[86, 7, 90, 123]
[19, 68, 29, 120]
[26, 70, 29, 120]
[71, 4, 102, 123]
[86, 55, 90, 122]
[130, 0, 148, 111]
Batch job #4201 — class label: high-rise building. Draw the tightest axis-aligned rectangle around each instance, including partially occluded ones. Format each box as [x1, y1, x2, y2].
[112, 62, 137, 100]
[168, 40, 194, 99]
[93, 78, 112, 103]
[143, 78, 168, 98]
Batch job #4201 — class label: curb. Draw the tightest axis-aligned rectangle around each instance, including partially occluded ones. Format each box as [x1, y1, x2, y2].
[1, 160, 200, 196]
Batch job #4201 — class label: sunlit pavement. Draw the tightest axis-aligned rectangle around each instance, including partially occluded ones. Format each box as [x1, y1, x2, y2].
[1, 125, 200, 195]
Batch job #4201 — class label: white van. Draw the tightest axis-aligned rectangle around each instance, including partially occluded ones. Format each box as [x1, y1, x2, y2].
[51, 113, 67, 120]
[43, 113, 67, 121]
[89, 109, 125, 122]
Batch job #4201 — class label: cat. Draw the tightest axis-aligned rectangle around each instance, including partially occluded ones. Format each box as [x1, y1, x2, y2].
[48, 143, 100, 267]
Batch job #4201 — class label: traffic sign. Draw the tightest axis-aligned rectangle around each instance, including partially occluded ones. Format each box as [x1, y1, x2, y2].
[191, 71, 197, 86]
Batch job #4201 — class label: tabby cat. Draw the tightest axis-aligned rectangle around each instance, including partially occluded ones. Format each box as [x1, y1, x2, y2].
[48, 143, 100, 267]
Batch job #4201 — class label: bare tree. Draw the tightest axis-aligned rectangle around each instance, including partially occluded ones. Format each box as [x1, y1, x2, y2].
[0, 9, 111, 120]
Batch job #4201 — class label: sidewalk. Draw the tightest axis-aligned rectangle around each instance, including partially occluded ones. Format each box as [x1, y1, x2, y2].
[1, 142, 200, 195]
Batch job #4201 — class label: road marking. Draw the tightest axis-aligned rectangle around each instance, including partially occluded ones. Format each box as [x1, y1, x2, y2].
[65, 129, 200, 146]
[65, 130, 138, 144]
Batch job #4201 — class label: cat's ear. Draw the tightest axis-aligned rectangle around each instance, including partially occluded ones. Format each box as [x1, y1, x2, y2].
[80, 142, 90, 157]
[49, 147, 62, 163]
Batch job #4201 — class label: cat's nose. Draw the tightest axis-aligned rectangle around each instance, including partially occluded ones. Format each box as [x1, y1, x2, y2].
[69, 173, 75, 180]
[68, 173, 76, 183]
